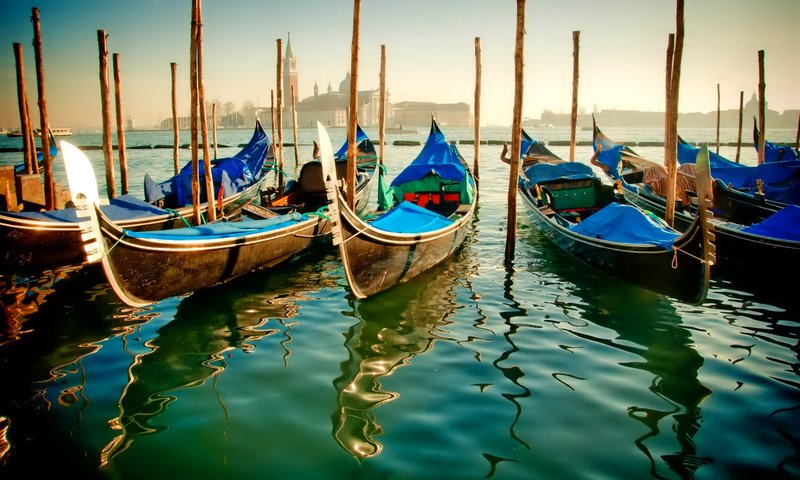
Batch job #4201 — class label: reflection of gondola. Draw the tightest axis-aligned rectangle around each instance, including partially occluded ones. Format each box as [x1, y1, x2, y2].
[331, 246, 475, 459]
[100, 275, 310, 465]
[516, 230, 713, 479]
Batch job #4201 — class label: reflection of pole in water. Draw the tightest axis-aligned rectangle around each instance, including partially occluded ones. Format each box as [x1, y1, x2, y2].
[494, 259, 532, 451]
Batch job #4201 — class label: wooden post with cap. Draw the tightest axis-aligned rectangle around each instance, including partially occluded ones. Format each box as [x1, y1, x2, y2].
[505, 0, 525, 262]
[98, 29, 116, 200]
[33, 8, 54, 208]
[346, 0, 361, 210]
[569, 30, 580, 162]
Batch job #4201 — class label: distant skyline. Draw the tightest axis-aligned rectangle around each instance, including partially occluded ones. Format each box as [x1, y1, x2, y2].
[1, 0, 798, 130]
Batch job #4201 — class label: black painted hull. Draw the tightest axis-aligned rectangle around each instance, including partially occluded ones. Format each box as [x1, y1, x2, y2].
[520, 185, 711, 305]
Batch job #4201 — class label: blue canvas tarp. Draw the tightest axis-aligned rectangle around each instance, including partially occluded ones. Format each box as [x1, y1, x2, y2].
[764, 141, 800, 163]
[741, 205, 800, 241]
[370, 201, 453, 234]
[390, 121, 466, 187]
[334, 124, 374, 161]
[144, 121, 270, 207]
[678, 141, 743, 169]
[592, 145, 625, 180]
[5, 194, 170, 223]
[525, 162, 595, 185]
[126, 212, 306, 240]
[570, 202, 679, 250]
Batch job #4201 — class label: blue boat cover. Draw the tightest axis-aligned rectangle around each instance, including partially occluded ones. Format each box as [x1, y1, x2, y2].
[390, 121, 466, 186]
[370, 201, 453, 234]
[741, 205, 800, 241]
[334, 124, 373, 160]
[3, 194, 170, 223]
[592, 145, 625, 180]
[764, 141, 800, 163]
[144, 121, 270, 207]
[520, 129, 535, 158]
[571, 202, 679, 250]
[678, 141, 743, 169]
[525, 162, 595, 185]
[125, 212, 306, 240]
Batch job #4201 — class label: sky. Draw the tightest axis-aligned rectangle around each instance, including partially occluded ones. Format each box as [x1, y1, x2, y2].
[0, 0, 798, 130]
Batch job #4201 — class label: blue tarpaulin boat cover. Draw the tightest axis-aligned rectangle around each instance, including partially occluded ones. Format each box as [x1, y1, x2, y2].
[125, 212, 306, 240]
[390, 122, 466, 187]
[592, 145, 625, 180]
[571, 202, 679, 250]
[525, 162, 595, 185]
[678, 142, 743, 169]
[144, 121, 270, 207]
[5, 194, 170, 223]
[334, 124, 373, 161]
[370, 201, 453, 234]
[764, 141, 800, 163]
[741, 205, 800, 241]
[520, 129, 535, 158]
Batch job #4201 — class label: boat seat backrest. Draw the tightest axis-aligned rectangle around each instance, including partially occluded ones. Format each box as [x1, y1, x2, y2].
[541, 179, 595, 211]
[298, 161, 348, 194]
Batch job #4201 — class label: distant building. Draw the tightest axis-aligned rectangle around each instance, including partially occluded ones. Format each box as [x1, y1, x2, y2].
[536, 93, 798, 129]
[258, 34, 469, 129]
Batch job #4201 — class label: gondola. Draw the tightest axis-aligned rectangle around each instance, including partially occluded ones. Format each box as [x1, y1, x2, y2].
[319, 117, 476, 299]
[0, 120, 271, 276]
[592, 118, 800, 290]
[752, 117, 799, 163]
[516, 133, 715, 305]
[61, 130, 378, 307]
[677, 135, 800, 222]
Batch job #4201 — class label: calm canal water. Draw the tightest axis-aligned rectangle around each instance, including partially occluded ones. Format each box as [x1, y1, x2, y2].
[0, 126, 797, 479]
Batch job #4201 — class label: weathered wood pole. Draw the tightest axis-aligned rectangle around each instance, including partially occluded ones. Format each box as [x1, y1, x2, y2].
[24, 100, 37, 175]
[189, 0, 201, 224]
[291, 85, 299, 167]
[569, 30, 580, 162]
[32, 8, 54, 209]
[212, 103, 218, 160]
[664, 33, 674, 166]
[276, 39, 284, 188]
[736, 90, 743, 163]
[715, 83, 721, 154]
[505, 0, 525, 262]
[13, 43, 35, 174]
[171, 62, 179, 174]
[270, 90, 277, 158]
[97, 30, 116, 200]
[346, 0, 361, 210]
[664, 0, 684, 227]
[196, 0, 216, 222]
[473, 37, 481, 190]
[113, 53, 128, 195]
[379, 44, 387, 168]
[757, 49, 766, 165]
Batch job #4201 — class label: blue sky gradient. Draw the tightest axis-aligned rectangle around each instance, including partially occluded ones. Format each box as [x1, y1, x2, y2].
[1, 0, 798, 129]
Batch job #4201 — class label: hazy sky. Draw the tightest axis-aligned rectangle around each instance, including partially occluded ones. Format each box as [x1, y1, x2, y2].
[1, 0, 798, 130]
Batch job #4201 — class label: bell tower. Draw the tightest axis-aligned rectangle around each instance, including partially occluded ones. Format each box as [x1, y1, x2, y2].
[283, 33, 298, 108]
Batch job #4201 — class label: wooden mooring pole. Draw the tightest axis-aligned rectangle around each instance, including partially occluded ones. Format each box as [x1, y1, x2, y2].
[379, 44, 387, 168]
[473, 37, 481, 191]
[736, 90, 743, 163]
[196, 0, 216, 222]
[276, 39, 284, 188]
[97, 29, 116, 200]
[171, 62, 179, 174]
[715, 83, 720, 155]
[346, 0, 361, 210]
[32, 8, 54, 209]
[212, 103, 218, 160]
[569, 30, 580, 162]
[505, 0, 525, 262]
[757, 49, 766, 165]
[270, 90, 276, 160]
[13, 43, 35, 175]
[189, 0, 201, 224]
[113, 53, 128, 195]
[664, 0, 684, 228]
[291, 85, 299, 167]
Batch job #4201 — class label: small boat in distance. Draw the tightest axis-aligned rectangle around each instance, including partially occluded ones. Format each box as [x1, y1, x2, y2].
[6, 127, 72, 137]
